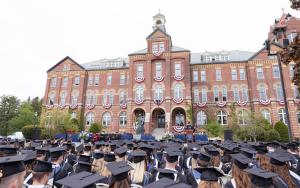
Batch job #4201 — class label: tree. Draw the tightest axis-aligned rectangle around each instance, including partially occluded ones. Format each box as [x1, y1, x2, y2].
[290, 0, 300, 10]
[186, 104, 193, 123]
[0, 95, 20, 135]
[27, 97, 43, 117]
[274, 121, 289, 142]
[89, 123, 101, 133]
[8, 102, 37, 133]
[265, 129, 281, 142]
[204, 120, 223, 137]
[229, 104, 240, 135]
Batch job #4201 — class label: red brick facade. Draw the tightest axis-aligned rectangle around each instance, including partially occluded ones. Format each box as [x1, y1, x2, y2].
[42, 13, 300, 139]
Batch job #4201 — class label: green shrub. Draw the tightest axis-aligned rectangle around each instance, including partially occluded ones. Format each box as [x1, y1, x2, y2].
[89, 123, 101, 133]
[204, 121, 222, 137]
[21, 125, 44, 139]
[265, 129, 281, 141]
[274, 121, 289, 142]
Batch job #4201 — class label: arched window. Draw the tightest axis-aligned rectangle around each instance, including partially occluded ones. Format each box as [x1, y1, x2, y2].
[154, 84, 163, 101]
[259, 85, 267, 100]
[201, 88, 207, 103]
[241, 86, 248, 101]
[278, 108, 287, 124]
[193, 88, 199, 103]
[71, 90, 79, 105]
[275, 84, 283, 101]
[48, 92, 55, 105]
[238, 110, 248, 125]
[213, 86, 219, 102]
[135, 85, 144, 101]
[102, 112, 112, 126]
[173, 84, 183, 100]
[261, 109, 271, 124]
[197, 111, 207, 126]
[60, 92, 67, 106]
[119, 112, 127, 127]
[119, 91, 127, 104]
[221, 86, 227, 101]
[217, 110, 227, 125]
[109, 91, 114, 104]
[86, 112, 95, 125]
[233, 86, 240, 101]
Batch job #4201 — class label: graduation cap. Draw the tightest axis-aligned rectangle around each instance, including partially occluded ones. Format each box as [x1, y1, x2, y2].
[129, 150, 147, 163]
[240, 148, 256, 158]
[196, 167, 224, 181]
[104, 153, 116, 162]
[76, 161, 92, 173]
[231, 153, 254, 169]
[84, 144, 92, 151]
[114, 147, 128, 158]
[49, 147, 65, 159]
[204, 145, 220, 156]
[198, 151, 211, 162]
[106, 161, 133, 181]
[144, 177, 191, 188]
[56, 171, 105, 188]
[139, 144, 155, 154]
[0, 145, 18, 155]
[93, 151, 104, 159]
[33, 160, 52, 173]
[164, 149, 182, 163]
[190, 151, 200, 159]
[78, 154, 91, 163]
[267, 152, 292, 166]
[35, 146, 49, 155]
[21, 150, 37, 164]
[76, 144, 84, 153]
[0, 155, 25, 179]
[156, 168, 177, 180]
[244, 168, 278, 187]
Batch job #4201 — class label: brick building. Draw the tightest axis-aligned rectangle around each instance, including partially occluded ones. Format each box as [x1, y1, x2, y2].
[42, 12, 300, 139]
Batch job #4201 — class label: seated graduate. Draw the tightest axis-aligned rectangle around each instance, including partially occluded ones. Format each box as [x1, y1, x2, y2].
[99, 153, 116, 178]
[55, 171, 106, 188]
[106, 161, 133, 188]
[185, 151, 211, 188]
[26, 160, 52, 188]
[144, 177, 191, 188]
[21, 150, 37, 180]
[244, 168, 279, 188]
[114, 147, 128, 162]
[196, 167, 223, 188]
[0, 155, 26, 188]
[91, 151, 105, 174]
[128, 150, 150, 186]
[224, 153, 254, 188]
[149, 149, 187, 184]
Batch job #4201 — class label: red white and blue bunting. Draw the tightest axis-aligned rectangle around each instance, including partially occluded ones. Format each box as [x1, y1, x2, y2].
[153, 51, 162, 57]
[173, 125, 185, 133]
[70, 104, 78, 110]
[87, 104, 95, 110]
[135, 77, 145, 83]
[173, 75, 184, 81]
[135, 99, 144, 105]
[259, 99, 270, 106]
[197, 102, 206, 108]
[120, 103, 127, 109]
[154, 76, 164, 82]
[216, 101, 227, 107]
[103, 103, 112, 109]
[58, 104, 66, 109]
[236, 101, 247, 106]
[173, 98, 183, 104]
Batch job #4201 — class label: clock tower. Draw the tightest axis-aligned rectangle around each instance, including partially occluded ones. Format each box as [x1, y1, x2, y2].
[152, 11, 166, 32]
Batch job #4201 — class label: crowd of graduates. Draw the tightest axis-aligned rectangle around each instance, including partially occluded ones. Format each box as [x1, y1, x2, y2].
[0, 136, 300, 188]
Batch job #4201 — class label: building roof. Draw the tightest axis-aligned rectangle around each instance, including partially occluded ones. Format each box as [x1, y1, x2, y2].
[129, 45, 189, 56]
[47, 56, 86, 73]
[81, 57, 129, 70]
[190, 50, 255, 64]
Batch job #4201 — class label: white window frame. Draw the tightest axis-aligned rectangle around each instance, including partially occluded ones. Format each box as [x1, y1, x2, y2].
[231, 69, 237, 80]
[86, 112, 95, 125]
[197, 111, 207, 126]
[278, 108, 287, 125]
[233, 86, 240, 101]
[174, 84, 183, 100]
[261, 109, 271, 124]
[94, 75, 99, 86]
[135, 86, 144, 101]
[259, 85, 267, 101]
[136, 64, 144, 78]
[88, 76, 93, 86]
[193, 70, 198, 82]
[74, 76, 80, 86]
[193, 88, 199, 103]
[256, 66, 264, 79]
[154, 85, 163, 101]
[241, 86, 248, 101]
[120, 73, 125, 85]
[175, 63, 182, 77]
[276, 84, 284, 101]
[102, 112, 112, 126]
[201, 88, 207, 103]
[156, 63, 162, 78]
[119, 112, 127, 127]
[239, 68, 246, 80]
[107, 74, 112, 86]
[213, 86, 219, 102]
[51, 77, 57, 87]
[272, 65, 280, 78]
[62, 76, 68, 87]
[217, 110, 227, 125]
[201, 70, 206, 82]
[216, 69, 222, 81]
[221, 86, 227, 102]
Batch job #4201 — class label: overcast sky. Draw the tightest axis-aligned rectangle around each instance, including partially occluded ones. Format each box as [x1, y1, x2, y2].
[0, 0, 299, 101]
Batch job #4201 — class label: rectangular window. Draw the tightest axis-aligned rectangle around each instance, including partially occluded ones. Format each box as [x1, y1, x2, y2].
[120, 73, 125, 85]
[62, 76, 68, 87]
[201, 88, 207, 103]
[290, 65, 295, 78]
[136, 65, 143, 78]
[109, 91, 114, 104]
[94, 75, 99, 86]
[152, 43, 158, 52]
[242, 86, 248, 101]
[233, 86, 240, 101]
[272, 65, 280, 78]
[88, 76, 93, 86]
[213, 87, 219, 102]
[175, 64, 181, 76]
[201, 70, 206, 82]
[276, 84, 284, 101]
[107, 74, 112, 86]
[239, 68, 246, 80]
[259, 85, 267, 100]
[74, 76, 80, 86]
[222, 86, 227, 101]
[194, 89, 199, 103]
[156, 63, 162, 78]
[51, 77, 57, 87]
[256, 66, 264, 79]
[193, 70, 198, 82]
[216, 69, 222, 81]
[231, 69, 237, 80]
[159, 42, 165, 52]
